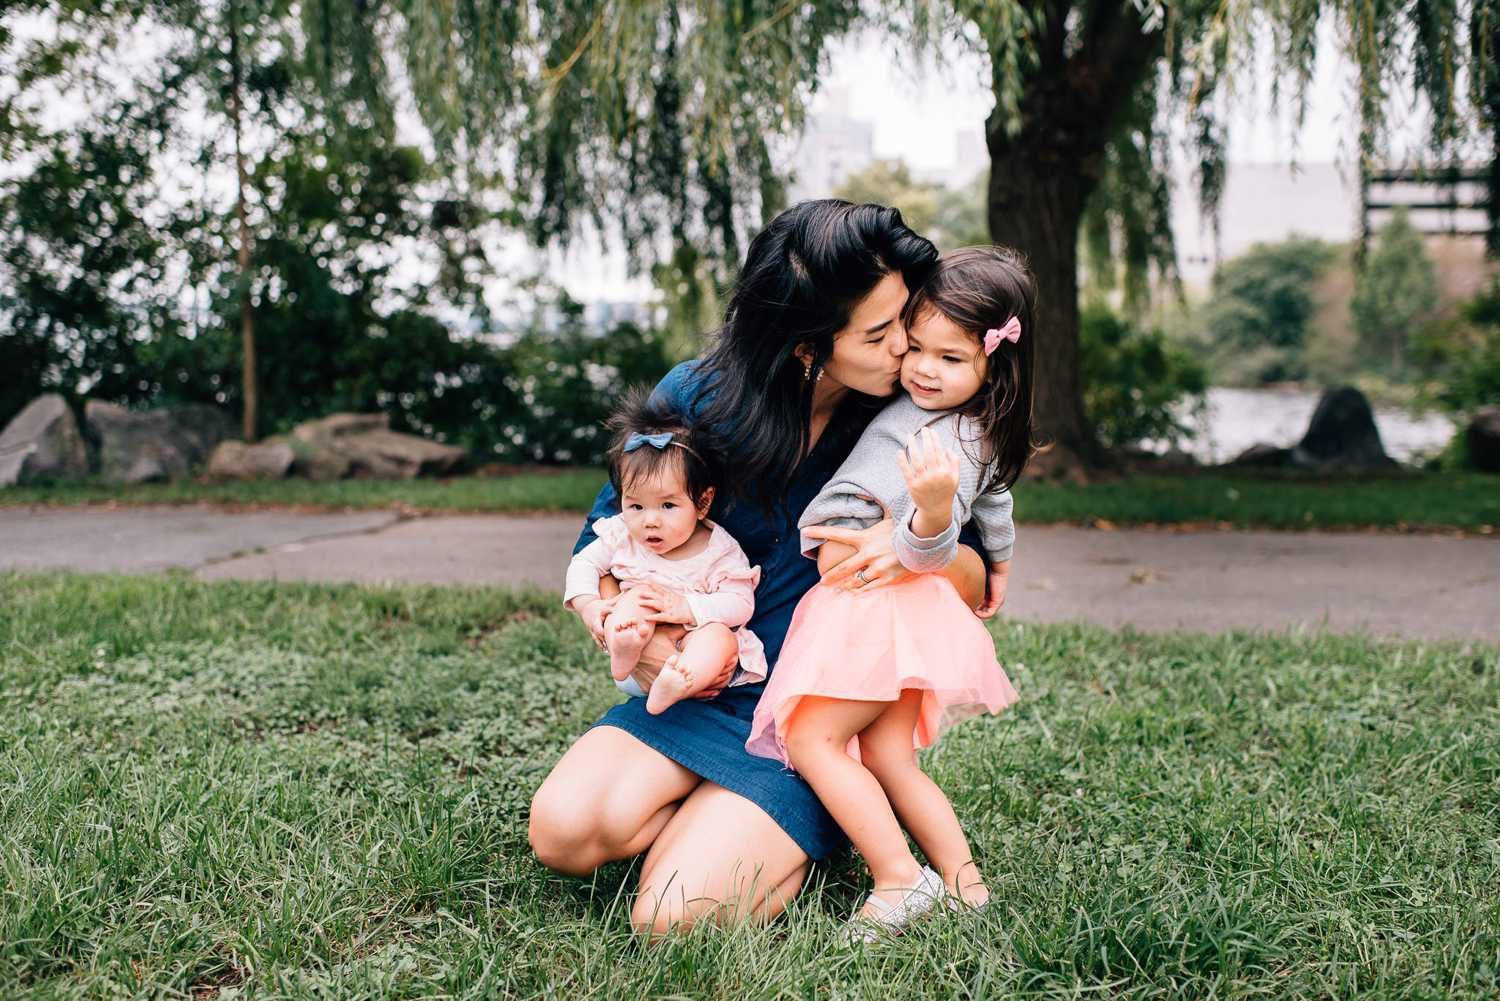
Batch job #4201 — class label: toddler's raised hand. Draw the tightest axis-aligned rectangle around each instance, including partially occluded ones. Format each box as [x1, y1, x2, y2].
[897, 426, 961, 519]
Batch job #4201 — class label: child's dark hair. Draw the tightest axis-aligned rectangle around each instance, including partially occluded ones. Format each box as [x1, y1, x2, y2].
[902, 245, 1038, 492]
[605, 387, 722, 509]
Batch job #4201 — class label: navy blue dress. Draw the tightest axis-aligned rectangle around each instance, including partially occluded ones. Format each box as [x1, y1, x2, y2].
[575, 360, 987, 860]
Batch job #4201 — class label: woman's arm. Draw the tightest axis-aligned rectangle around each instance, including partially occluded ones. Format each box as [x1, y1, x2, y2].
[804, 520, 987, 609]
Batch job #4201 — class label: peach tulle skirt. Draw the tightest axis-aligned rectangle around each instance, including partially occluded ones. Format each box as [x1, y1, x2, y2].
[745, 574, 1018, 767]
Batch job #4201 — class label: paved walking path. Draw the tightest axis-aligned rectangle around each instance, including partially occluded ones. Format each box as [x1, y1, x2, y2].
[3, 506, 1496, 642]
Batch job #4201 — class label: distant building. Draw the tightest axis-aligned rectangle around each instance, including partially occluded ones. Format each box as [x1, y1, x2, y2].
[1171, 162, 1359, 288]
[787, 88, 875, 201]
[1170, 160, 1491, 298]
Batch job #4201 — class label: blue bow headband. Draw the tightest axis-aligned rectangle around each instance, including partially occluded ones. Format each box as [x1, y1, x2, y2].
[624, 431, 674, 452]
[623, 431, 703, 461]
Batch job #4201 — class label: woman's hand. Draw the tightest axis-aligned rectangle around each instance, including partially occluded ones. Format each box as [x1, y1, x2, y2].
[573, 595, 620, 649]
[803, 518, 914, 593]
[975, 560, 1010, 619]
[636, 586, 696, 626]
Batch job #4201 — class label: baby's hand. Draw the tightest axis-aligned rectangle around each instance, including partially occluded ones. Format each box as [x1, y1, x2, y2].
[897, 427, 961, 519]
[637, 586, 696, 626]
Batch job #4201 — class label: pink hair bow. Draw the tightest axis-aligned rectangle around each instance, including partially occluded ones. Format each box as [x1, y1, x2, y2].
[983, 316, 1022, 355]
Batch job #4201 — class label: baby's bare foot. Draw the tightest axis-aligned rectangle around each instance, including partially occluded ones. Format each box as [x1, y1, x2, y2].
[607, 617, 653, 680]
[645, 654, 694, 715]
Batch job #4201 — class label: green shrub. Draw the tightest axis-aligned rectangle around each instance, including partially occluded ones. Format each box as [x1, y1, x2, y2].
[1196, 236, 1338, 384]
[1081, 304, 1208, 450]
[135, 302, 674, 466]
[1412, 278, 1500, 417]
[492, 308, 675, 464]
[1351, 208, 1439, 373]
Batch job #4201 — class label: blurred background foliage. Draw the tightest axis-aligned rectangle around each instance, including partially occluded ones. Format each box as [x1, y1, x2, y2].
[0, 1, 1495, 470]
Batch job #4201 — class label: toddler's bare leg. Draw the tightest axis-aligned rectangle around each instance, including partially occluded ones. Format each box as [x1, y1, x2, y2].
[645, 623, 738, 715]
[859, 689, 989, 906]
[604, 590, 658, 681]
[783, 696, 926, 918]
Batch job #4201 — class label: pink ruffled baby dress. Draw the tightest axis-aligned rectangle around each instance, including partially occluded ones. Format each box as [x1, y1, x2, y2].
[746, 573, 1018, 767]
[564, 513, 768, 684]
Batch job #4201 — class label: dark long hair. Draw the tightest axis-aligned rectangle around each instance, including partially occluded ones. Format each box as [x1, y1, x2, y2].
[902, 245, 1038, 492]
[604, 386, 723, 509]
[696, 200, 939, 509]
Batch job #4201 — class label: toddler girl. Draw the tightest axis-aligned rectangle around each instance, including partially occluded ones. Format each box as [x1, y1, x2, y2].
[565, 390, 767, 716]
[746, 245, 1036, 939]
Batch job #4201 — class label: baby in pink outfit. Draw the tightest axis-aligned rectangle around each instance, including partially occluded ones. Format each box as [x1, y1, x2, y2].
[564, 389, 767, 715]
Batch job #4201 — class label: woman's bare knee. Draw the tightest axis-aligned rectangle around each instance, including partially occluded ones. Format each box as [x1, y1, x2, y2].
[528, 785, 603, 876]
[630, 890, 697, 939]
[627, 782, 809, 938]
[530, 782, 677, 876]
[630, 856, 806, 938]
[530, 727, 700, 876]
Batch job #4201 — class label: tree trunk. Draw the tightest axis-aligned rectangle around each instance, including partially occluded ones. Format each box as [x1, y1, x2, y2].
[985, 144, 1096, 464]
[1487, 14, 1499, 259]
[979, 4, 1163, 472]
[229, 0, 258, 443]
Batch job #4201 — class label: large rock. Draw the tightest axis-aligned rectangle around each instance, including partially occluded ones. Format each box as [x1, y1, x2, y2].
[288, 412, 466, 480]
[1229, 386, 1396, 471]
[86, 401, 234, 483]
[1291, 386, 1396, 469]
[205, 438, 296, 481]
[1467, 406, 1500, 473]
[1229, 442, 1293, 468]
[291, 413, 389, 442]
[0, 394, 89, 486]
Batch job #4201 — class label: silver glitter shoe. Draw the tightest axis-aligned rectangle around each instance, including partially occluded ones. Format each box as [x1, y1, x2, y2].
[843, 865, 945, 945]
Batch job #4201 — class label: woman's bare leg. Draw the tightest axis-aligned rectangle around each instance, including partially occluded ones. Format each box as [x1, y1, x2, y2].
[858, 690, 989, 906]
[529, 726, 701, 876]
[631, 781, 810, 937]
[646, 623, 739, 715]
[783, 696, 924, 916]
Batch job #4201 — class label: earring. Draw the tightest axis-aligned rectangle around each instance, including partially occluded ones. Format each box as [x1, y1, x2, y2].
[804, 361, 824, 384]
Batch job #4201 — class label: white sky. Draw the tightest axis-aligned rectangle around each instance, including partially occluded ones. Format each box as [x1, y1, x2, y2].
[808, 18, 1422, 176]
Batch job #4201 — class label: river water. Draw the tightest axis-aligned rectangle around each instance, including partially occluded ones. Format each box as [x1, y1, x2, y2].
[1161, 387, 1457, 465]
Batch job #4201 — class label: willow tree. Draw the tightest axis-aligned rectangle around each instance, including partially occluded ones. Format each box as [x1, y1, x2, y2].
[893, 0, 1495, 464]
[308, 1, 861, 345]
[352, 1, 1489, 467]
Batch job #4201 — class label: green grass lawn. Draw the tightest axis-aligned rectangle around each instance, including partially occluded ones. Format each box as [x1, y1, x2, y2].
[4, 468, 1498, 532]
[2, 573, 1497, 998]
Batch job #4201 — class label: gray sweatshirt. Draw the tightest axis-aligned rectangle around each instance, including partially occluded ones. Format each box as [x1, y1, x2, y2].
[798, 395, 1014, 570]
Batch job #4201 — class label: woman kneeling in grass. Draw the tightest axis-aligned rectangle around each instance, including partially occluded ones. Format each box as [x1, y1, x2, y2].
[529, 200, 999, 935]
